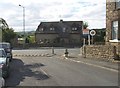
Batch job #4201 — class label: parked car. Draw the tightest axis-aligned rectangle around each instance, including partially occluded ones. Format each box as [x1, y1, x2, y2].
[0, 69, 5, 87]
[0, 48, 10, 78]
[0, 42, 12, 62]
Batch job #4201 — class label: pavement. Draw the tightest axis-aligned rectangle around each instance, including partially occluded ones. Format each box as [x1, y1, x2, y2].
[60, 54, 119, 72]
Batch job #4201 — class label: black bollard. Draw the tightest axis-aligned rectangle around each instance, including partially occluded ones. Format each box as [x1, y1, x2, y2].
[64, 49, 69, 57]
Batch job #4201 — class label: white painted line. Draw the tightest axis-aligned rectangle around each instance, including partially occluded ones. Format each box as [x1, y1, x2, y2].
[65, 57, 118, 73]
[40, 68, 48, 76]
[76, 61, 80, 63]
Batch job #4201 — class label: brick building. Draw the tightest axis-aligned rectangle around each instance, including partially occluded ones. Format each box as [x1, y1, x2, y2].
[35, 20, 83, 47]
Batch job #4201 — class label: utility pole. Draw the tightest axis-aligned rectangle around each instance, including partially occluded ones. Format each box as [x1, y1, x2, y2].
[19, 4, 25, 48]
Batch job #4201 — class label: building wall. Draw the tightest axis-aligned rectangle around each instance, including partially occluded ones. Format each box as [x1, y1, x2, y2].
[35, 33, 58, 44]
[35, 33, 82, 44]
[70, 34, 82, 43]
[106, 1, 120, 58]
[106, 1, 119, 42]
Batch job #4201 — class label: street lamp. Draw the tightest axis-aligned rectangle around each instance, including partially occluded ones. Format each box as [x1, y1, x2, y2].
[19, 4, 25, 48]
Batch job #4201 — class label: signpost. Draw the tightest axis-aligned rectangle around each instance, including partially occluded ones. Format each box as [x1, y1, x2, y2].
[90, 30, 96, 36]
[90, 30, 96, 44]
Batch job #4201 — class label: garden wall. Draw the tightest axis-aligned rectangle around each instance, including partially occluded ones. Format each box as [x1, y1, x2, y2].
[82, 45, 119, 61]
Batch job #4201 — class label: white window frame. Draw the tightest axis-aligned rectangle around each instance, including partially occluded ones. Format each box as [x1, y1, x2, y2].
[109, 21, 120, 42]
[50, 27, 55, 31]
[39, 28, 44, 31]
[112, 21, 118, 40]
[63, 27, 66, 32]
[72, 27, 77, 31]
[116, 0, 120, 9]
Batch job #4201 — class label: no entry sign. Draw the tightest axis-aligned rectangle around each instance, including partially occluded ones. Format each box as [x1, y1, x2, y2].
[90, 30, 96, 36]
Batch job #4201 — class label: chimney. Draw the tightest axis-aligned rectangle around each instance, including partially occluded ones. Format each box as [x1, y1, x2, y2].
[60, 19, 63, 23]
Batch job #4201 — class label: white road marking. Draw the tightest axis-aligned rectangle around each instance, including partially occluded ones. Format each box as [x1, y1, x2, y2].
[40, 68, 48, 76]
[64, 57, 118, 73]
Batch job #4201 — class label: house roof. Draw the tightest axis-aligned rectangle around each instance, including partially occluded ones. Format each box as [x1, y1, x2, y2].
[35, 20, 83, 34]
[35, 20, 83, 38]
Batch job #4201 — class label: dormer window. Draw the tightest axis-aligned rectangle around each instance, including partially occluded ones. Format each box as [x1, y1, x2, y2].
[39, 28, 44, 31]
[72, 27, 77, 31]
[116, 0, 120, 9]
[63, 27, 66, 32]
[50, 27, 55, 31]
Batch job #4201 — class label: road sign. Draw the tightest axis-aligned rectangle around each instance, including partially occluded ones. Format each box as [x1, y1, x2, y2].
[90, 30, 96, 36]
[83, 29, 89, 35]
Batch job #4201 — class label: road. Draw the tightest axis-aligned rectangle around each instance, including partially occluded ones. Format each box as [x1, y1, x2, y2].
[12, 48, 81, 56]
[5, 49, 118, 86]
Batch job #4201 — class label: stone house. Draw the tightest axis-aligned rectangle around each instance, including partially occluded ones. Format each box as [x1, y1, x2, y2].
[35, 20, 83, 47]
[106, 0, 120, 57]
[106, 0, 120, 44]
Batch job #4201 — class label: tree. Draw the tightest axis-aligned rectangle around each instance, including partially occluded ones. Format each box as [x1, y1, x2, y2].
[2, 28, 17, 43]
[0, 18, 17, 43]
[83, 22, 88, 29]
[27, 35, 35, 43]
[0, 18, 9, 29]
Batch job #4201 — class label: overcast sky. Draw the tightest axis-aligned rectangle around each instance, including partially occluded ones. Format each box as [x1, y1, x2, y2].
[0, 0, 106, 32]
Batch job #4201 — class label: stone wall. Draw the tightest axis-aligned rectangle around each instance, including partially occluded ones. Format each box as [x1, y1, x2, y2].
[116, 45, 120, 57]
[82, 45, 119, 61]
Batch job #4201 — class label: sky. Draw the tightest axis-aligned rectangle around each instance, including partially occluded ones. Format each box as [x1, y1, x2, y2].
[0, 0, 106, 32]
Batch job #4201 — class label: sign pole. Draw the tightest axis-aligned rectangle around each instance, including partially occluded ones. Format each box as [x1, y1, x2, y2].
[92, 36, 94, 44]
[90, 30, 96, 45]
[88, 34, 90, 45]
[83, 38, 86, 46]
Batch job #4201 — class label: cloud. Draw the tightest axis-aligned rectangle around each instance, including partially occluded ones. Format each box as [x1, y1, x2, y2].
[0, 0, 106, 32]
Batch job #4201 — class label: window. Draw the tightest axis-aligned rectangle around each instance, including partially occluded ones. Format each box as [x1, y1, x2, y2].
[39, 28, 44, 31]
[112, 21, 118, 40]
[63, 27, 66, 32]
[50, 27, 55, 31]
[116, 0, 120, 9]
[72, 27, 77, 31]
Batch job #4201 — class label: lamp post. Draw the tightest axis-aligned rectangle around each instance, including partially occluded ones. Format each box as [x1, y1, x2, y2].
[19, 4, 25, 48]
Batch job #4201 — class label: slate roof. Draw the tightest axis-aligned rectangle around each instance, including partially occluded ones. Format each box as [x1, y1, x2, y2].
[35, 20, 83, 34]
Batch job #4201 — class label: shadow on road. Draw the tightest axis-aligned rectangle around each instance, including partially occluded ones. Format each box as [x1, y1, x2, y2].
[5, 58, 49, 86]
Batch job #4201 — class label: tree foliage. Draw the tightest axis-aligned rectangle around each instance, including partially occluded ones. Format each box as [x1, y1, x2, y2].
[26, 35, 35, 43]
[2, 28, 17, 43]
[83, 22, 88, 29]
[0, 18, 9, 29]
[0, 18, 17, 43]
